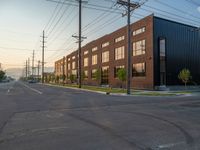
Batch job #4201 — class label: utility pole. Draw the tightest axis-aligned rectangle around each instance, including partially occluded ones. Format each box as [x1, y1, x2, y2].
[62, 56, 65, 85]
[28, 58, 30, 78]
[117, 0, 145, 94]
[41, 30, 46, 84]
[26, 60, 28, 78]
[32, 50, 35, 77]
[38, 61, 40, 81]
[72, 0, 87, 88]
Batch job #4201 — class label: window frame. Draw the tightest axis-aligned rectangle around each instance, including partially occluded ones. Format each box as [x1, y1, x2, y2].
[133, 39, 146, 56]
[132, 62, 146, 77]
[115, 46, 125, 60]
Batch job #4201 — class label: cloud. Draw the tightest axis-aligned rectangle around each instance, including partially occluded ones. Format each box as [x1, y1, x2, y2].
[198, 6, 200, 12]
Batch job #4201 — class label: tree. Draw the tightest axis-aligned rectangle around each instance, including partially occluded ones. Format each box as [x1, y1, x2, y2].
[60, 75, 66, 84]
[117, 68, 126, 88]
[0, 70, 6, 81]
[178, 68, 192, 87]
[94, 69, 101, 85]
[56, 75, 59, 83]
[51, 75, 55, 83]
[69, 74, 76, 83]
[81, 71, 86, 81]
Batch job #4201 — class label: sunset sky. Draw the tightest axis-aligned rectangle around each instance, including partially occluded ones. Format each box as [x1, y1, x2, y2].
[0, 0, 199, 70]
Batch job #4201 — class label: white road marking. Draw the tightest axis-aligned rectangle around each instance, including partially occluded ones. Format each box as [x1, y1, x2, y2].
[20, 82, 43, 94]
[7, 86, 14, 94]
[156, 141, 185, 149]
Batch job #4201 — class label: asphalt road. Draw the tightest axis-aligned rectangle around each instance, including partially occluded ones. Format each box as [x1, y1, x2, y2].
[0, 81, 200, 150]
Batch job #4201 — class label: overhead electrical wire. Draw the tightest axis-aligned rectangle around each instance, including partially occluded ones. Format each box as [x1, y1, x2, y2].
[44, 0, 62, 30]
[47, 7, 78, 46]
[44, 0, 200, 64]
[46, 0, 65, 34]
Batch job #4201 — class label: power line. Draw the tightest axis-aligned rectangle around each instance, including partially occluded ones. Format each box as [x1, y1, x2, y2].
[47, 4, 72, 37]
[47, 7, 78, 46]
[46, 0, 200, 65]
[142, 5, 200, 25]
[154, 0, 200, 20]
[185, 0, 200, 6]
[0, 46, 63, 52]
[46, 0, 65, 34]
[44, 0, 62, 30]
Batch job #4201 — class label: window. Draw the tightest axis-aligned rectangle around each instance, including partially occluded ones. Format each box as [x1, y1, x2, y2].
[68, 63, 71, 70]
[72, 70, 77, 76]
[84, 57, 88, 67]
[67, 73, 70, 78]
[102, 51, 109, 63]
[132, 63, 146, 77]
[159, 38, 166, 85]
[114, 65, 124, 78]
[84, 50, 88, 55]
[101, 66, 109, 84]
[115, 35, 125, 43]
[133, 39, 146, 56]
[72, 61, 76, 69]
[102, 42, 109, 48]
[115, 46, 125, 60]
[92, 55, 97, 65]
[60, 65, 63, 72]
[84, 70, 88, 79]
[91, 69, 97, 79]
[72, 56, 75, 60]
[68, 58, 70, 61]
[133, 27, 146, 36]
[92, 47, 98, 52]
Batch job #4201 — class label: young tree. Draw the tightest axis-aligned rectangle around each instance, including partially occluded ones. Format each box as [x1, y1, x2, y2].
[0, 70, 6, 81]
[60, 74, 66, 84]
[51, 75, 55, 83]
[69, 74, 76, 83]
[117, 68, 126, 88]
[94, 69, 101, 85]
[56, 75, 59, 83]
[81, 71, 86, 81]
[178, 68, 192, 87]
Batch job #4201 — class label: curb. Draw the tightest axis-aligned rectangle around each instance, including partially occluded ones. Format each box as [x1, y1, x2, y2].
[44, 84, 194, 97]
[45, 84, 107, 95]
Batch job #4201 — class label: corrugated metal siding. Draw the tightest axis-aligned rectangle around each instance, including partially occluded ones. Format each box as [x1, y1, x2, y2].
[154, 17, 200, 85]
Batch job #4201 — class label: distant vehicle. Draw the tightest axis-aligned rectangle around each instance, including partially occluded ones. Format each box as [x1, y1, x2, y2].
[28, 79, 38, 83]
[1, 79, 10, 83]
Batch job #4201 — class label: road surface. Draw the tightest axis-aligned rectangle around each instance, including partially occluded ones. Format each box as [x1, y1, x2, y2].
[0, 81, 200, 150]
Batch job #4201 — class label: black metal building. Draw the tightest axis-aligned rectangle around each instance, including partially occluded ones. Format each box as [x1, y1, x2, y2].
[153, 17, 200, 86]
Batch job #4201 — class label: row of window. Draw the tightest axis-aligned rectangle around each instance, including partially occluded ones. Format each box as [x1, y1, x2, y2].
[69, 62, 146, 79]
[67, 39, 146, 69]
[69, 38, 146, 64]
[82, 39, 146, 66]
[81, 27, 146, 56]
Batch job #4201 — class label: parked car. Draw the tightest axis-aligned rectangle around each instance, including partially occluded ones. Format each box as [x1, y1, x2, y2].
[28, 79, 37, 83]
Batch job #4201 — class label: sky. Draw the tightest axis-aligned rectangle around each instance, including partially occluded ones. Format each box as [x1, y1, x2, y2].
[0, 0, 200, 71]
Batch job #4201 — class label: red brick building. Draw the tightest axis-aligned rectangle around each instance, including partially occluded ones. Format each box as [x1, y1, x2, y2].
[55, 15, 200, 89]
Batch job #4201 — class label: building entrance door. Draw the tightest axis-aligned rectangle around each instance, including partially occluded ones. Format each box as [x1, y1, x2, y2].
[160, 72, 166, 86]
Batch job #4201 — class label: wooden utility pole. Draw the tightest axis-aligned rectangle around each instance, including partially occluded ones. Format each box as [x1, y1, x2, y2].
[42, 30, 45, 83]
[62, 56, 65, 85]
[38, 61, 40, 81]
[72, 0, 87, 88]
[117, 0, 144, 94]
[26, 60, 28, 78]
[32, 50, 35, 76]
[28, 58, 30, 78]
